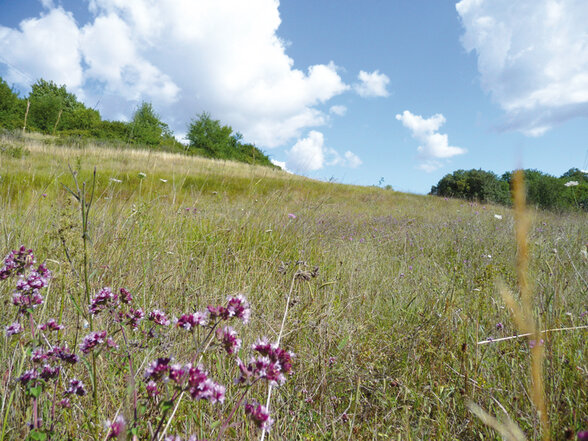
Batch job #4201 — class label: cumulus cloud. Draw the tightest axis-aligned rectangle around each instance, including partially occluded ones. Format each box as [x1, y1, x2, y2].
[456, 0, 588, 135]
[395, 110, 466, 172]
[353, 70, 390, 97]
[0, 8, 83, 92]
[270, 159, 291, 173]
[329, 105, 347, 116]
[285, 130, 362, 172]
[0, 0, 352, 148]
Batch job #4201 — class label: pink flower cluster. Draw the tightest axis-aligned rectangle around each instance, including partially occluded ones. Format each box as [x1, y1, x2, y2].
[176, 311, 208, 330]
[79, 330, 117, 354]
[236, 337, 294, 387]
[11, 263, 51, 312]
[207, 295, 250, 324]
[144, 358, 225, 404]
[0, 246, 35, 279]
[245, 401, 274, 431]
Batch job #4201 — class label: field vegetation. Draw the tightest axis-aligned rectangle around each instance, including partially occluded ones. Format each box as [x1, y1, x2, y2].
[0, 133, 586, 440]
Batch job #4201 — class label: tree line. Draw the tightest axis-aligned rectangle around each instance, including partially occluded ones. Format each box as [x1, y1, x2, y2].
[0, 77, 275, 167]
[430, 168, 588, 211]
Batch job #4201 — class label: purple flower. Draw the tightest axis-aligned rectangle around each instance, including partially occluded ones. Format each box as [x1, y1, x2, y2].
[38, 318, 64, 332]
[106, 415, 126, 439]
[176, 311, 208, 330]
[148, 309, 171, 326]
[496, 322, 504, 331]
[146, 380, 159, 398]
[58, 398, 71, 408]
[144, 357, 171, 381]
[186, 364, 225, 403]
[577, 431, 588, 440]
[169, 364, 187, 384]
[226, 295, 250, 323]
[124, 308, 145, 330]
[287, 213, 297, 219]
[48, 345, 79, 364]
[18, 369, 38, 386]
[39, 364, 60, 380]
[12, 290, 44, 311]
[65, 378, 87, 396]
[217, 326, 241, 355]
[89, 287, 118, 315]
[119, 288, 133, 304]
[245, 401, 274, 431]
[79, 330, 108, 354]
[253, 337, 294, 375]
[5, 322, 23, 337]
[0, 246, 35, 279]
[529, 338, 545, 349]
[31, 348, 48, 363]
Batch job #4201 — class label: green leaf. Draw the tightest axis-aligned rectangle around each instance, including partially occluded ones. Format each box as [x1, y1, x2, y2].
[28, 385, 43, 398]
[27, 429, 47, 441]
[161, 400, 174, 412]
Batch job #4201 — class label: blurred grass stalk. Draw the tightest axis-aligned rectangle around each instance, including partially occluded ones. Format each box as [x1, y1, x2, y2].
[470, 169, 550, 441]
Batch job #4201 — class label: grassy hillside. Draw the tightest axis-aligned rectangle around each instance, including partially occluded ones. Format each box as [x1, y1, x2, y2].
[0, 134, 586, 440]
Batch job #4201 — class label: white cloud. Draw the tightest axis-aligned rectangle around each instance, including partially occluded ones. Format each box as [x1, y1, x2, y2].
[456, 0, 588, 135]
[395, 110, 466, 172]
[343, 151, 362, 168]
[286, 131, 326, 172]
[329, 105, 347, 116]
[353, 70, 390, 97]
[285, 130, 361, 172]
[0, 8, 83, 91]
[270, 159, 292, 173]
[0, 0, 352, 148]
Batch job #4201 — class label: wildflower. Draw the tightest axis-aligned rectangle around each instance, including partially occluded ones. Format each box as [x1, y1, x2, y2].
[146, 380, 160, 398]
[159, 178, 168, 183]
[253, 338, 294, 375]
[149, 309, 171, 326]
[39, 364, 60, 380]
[119, 288, 133, 304]
[226, 295, 250, 323]
[144, 357, 171, 381]
[125, 308, 145, 330]
[38, 318, 64, 332]
[31, 348, 48, 363]
[496, 322, 504, 331]
[109, 178, 122, 183]
[12, 291, 44, 311]
[58, 398, 71, 408]
[494, 214, 502, 220]
[245, 401, 274, 431]
[529, 339, 545, 349]
[176, 311, 208, 330]
[79, 330, 108, 354]
[169, 364, 187, 384]
[5, 322, 23, 337]
[217, 326, 241, 355]
[186, 364, 225, 403]
[577, 431, 588, 440]
[288, 213, 297, 219]
[18, 369, 38, 386]
[48, 345, 79, 364]
[0, 246, 35, 279]
[65, 378, 87, 396]
[138, 172, 147, 179]
[106, 415, 126, 439]
[89, 287, 118, 315]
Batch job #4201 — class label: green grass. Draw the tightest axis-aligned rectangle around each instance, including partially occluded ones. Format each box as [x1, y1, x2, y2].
[0, 134, 586, 440]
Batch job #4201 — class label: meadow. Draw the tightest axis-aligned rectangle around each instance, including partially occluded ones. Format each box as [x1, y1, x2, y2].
[0, 133, 586, 440]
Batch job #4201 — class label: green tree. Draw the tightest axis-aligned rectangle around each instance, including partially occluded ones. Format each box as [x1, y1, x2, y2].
[186, 112, 235, 158]
[129, 102, 172, 147]
[0, 77, 24, 130]
[27, 79, 86, 133]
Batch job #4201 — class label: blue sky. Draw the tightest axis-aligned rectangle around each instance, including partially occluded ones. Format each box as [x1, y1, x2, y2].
[1, 0, 587, 193]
